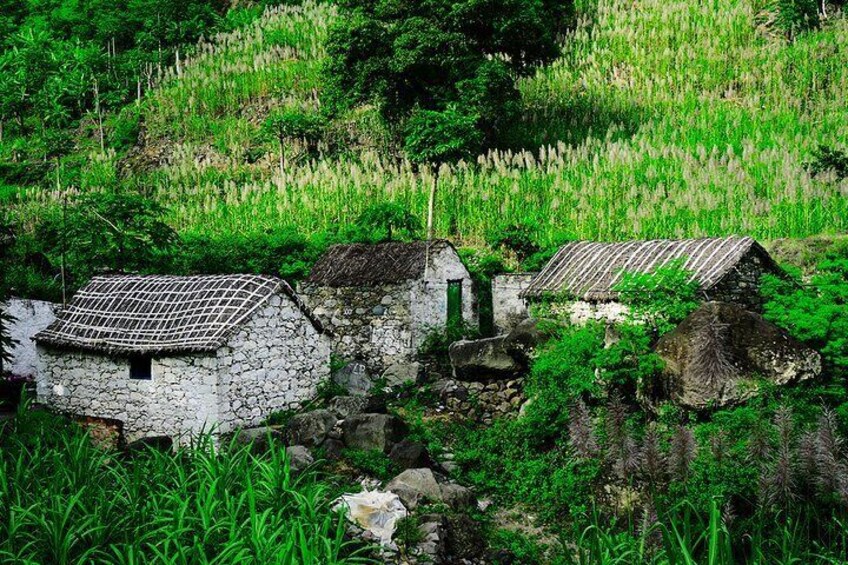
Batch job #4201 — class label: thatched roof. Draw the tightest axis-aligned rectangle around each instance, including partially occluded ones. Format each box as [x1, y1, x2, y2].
[35, 274, 322, 355]
[522, 236, 776, 301]
[306, 240, 455, 287]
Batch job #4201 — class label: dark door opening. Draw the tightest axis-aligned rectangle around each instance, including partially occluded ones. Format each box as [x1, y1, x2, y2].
[447, 280, 463, 328]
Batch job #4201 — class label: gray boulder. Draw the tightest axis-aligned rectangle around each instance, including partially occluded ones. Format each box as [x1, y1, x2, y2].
[439, 483, 475, 510]
[287, 409, 338, 447]
[449, 335, 524, 381]
[386, 468, 442, 509]
[342, 413, 407, 452]
[233, 427, 284, 453]
[501, 318, 547, 364]
[332, 362, 374, 396]
[389, 439, 430, 470]
[654, 301, 822, 411]
[328, 395, 386, 419]
[285, 445, 314, 472]
[381, 362, 421, 387]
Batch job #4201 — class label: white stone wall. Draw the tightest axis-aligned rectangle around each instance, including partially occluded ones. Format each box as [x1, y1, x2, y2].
[36, 290, 330, 443]
[36, 348, 219, 443]
[549, 300, 632, 325]
[216, 293, 330, 433]
[299, 282, 415, 374]
[491, 274, 535, 334]
[411, 245, 477, 350]
[4, 298, 60, 377]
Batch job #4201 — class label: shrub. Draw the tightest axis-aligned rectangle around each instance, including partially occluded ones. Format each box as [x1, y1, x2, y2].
[340, 448, 397, 481]
[613, 260, 700, 335]
[761, 255, 848, 373]
[354, 202, 421, 243]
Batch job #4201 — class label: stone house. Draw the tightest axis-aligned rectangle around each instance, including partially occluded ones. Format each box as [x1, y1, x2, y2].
[34, 274, 330, 443]
[298, 240, 476, 374]
[521, 236, 782, 324]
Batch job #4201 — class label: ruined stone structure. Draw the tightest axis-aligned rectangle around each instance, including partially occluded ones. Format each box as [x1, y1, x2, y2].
[299, 240, 476, 374]
[3, 298, 60, 378]
[522, 236, 783, 324]
[491, 273, 535, 334]
[34, 274, 330, 443]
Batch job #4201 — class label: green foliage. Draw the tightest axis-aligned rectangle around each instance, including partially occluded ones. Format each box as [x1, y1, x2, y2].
[613, 260, 701, 334]
[755, 0, 821, 39]
[340, 448, 397, 481]
[393, 515, 425, 551]
[807, 144, 848, 180]
[173, 229, 325, 282]
[0, 408, 370, 564]
[354, 202, 421, 243]
[761, 256, 848, 373]
[317, 377, 349, 404]
[418, 321, 481, 358]
[403, 105, 484, 164]
[40, 188, 176, 285]
[324, 0, 573, 157]
[263, 107, 324, 151]
[487, 222, 541, 264]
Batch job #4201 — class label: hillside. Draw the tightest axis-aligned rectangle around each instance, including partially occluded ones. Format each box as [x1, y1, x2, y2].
[5, 0, 846, 246]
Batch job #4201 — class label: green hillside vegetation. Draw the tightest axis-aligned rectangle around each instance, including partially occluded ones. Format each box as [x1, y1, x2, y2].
[3, 0, 848, 248]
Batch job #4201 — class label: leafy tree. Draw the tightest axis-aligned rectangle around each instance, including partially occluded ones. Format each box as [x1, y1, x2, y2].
[41, 189, 177, 285]
[354, 202, 421, 242]
[262, 108, 324, 176]
[324, 0, 573, 156]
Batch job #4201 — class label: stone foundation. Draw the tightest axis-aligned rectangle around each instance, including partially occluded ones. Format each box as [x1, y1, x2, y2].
[433, 378, 525, 424]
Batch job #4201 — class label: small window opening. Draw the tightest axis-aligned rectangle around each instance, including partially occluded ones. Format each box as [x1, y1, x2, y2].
[129, 355, 152, 380]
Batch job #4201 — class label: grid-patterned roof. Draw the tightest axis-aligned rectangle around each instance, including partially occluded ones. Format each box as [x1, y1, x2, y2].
[306, 240, 455, 287]
[35, 274, 322, 355]
[522, 236, 776, 301]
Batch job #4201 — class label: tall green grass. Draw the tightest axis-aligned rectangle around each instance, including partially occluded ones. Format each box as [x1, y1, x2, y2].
[0, 404, 371, 564]
[8, 0, 848, 243]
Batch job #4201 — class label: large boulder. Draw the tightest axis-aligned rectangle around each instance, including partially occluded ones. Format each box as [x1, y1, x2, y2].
[386, 468, 443, 509]
[328, 395, 386, 419]
[232, 427, 284, 454]
[501, 318, 547, 365]
[654, 302, 822, 411]
[285, 445, 314, 472]
[332, 362, 374, 396]
[286, 409, 338, 447]
[388, 439, 431, 470]
[385, 468, 475, 510]
[381, 362, 421, 387]
[449, 335, 525, 381]
[342, 413, 407, 452]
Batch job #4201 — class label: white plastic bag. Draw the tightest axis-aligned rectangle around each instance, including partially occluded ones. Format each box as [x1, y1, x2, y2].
[333, 490, 408, 545]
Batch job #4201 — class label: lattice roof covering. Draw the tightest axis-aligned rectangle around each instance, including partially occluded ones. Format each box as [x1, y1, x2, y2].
[522, 236, 775, 301]
[35, 274, 321, 355]
[306, 240, 455, 287]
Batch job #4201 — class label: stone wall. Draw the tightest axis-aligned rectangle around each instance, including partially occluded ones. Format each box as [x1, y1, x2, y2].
[491, 273, 534, 334]
[37, 347, 220, 444]
[299, 282, 415, 374]
[548, 300, 632, 325]
[4, 298, 60, 377]
[433, 377, 525, 425]
[36, 290, 330, 443]
[707, 251, 770, 311]
[216, 293, 330, 432]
